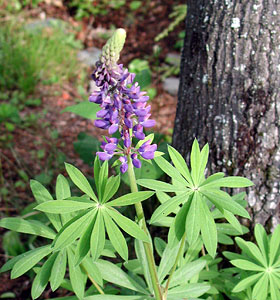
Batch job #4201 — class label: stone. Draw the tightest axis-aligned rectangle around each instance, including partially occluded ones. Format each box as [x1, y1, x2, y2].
[165, 53, 181, 67]
[77, 47, 102, 67]
[25, 18, 65, 32]
[163, 77, 180, 95]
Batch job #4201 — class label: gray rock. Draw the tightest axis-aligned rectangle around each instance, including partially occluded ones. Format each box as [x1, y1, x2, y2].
[165, 53, 181, 67]
[77, 47, 102, 67]
[163, 77, 180, 95]
[25, 18, 65, 32]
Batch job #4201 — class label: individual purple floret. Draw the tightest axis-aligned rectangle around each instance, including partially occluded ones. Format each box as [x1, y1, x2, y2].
[89, 30, 157, 172]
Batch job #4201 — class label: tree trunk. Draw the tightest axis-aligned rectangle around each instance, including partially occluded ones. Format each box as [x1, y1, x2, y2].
[172, 0, 280, 227]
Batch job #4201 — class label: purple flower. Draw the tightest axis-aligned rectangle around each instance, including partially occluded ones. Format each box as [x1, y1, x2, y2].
[89, 51, 157, 170]
[119, 156, 128, 173]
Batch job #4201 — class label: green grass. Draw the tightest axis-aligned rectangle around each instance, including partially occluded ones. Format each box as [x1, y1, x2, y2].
[0, 19, 81, 95]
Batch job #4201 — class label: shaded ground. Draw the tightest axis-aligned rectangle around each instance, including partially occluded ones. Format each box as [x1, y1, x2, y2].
[0, 0, 184, 298]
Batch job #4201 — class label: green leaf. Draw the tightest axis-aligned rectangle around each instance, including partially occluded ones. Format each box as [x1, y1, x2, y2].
[202, 176, 254, 188]
[190, 139, 201, 185]
[35, 200, 95, 214]
[198, 194, 217, 258]
[82, 257, 103, 286]
[200, 172, 225, 186]
[95, 260, 149, 295]
[0, 218, 56, 239]
[150, 193, 189, 224]
[53, 210, 95, 250]
[62, 101, 100, 120]
[75, 212, 97, 265]
[168, 145, 193, 185]
[154, 237, 166, 257]
[270, 273, 280, 300]
[252, 273, 268, 300]
[200, 189, 250, 219]
[231, 259, 264, 271]
[107, 191, 154, 207]
[56, 174, 71, 200]
[158, 242, 180, 283]
[106, 208, 150, 243]
[168, 201, 191, 247]
[135, 240, 153, 293]
[137, 179, 186, 192]
[84, 296, 149, 300]
[90, 211, 105, 261]
[254, 224, 269, 265]
[218, 233, 233, 245]
[168, 283, 210, 298]
[11, 245, 52, 278]
[154, 156, 189, 186]
[269, 224, 280, 265]
[235, 237, 267, 267]
[169, 260, 206, 288]
[0, 252, 28, 273]
[197, 143, 209, 184]
[98, 160, 108, 200]
[65, 163, 98, 202]
[30, 180, 61, 231]
[67, 248, 85, 300]
[185, 192, 200, 245]
[50, 249, 67, 291]
[102, 175, 120, 203]
[94, 156, 101, 188]
[103, 211, 128, 261]
[223, 210, 243, 234]
[31, 253, 57, 299]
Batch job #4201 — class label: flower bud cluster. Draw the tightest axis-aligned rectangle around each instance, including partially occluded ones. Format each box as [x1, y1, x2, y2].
[88, 30, 157, 173]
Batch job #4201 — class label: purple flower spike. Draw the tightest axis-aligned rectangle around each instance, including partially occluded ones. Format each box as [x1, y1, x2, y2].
[89, 32, 157, 166]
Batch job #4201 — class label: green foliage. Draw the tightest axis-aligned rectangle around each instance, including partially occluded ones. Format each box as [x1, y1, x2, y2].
[0, 20, 80, 95]
[137, 140, 253, 258]
[224, 224, 280, 300]
[68, 0, 125, 20]
[155, 4, 187, 42]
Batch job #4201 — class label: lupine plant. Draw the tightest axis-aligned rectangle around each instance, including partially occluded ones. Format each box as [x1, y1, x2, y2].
[1, 28, 278, 300]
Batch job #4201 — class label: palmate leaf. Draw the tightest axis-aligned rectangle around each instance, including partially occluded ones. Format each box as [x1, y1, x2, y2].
[90, 211, 105, 261]
[167, 145, 193, 185]
[50, 249, 67, 291]
[269, 224, 280, 265]
[31, 253, 57, 299]
[198, 193, 217, 258]
[270, 273, 280, 300]
[82, 257, 103, 286]
[35, 200, 95, 214]
[103, 210, 128, 261]
[137, 179, 187, 192]
[0, 218, 56, 239]
[98, 160, 108, 201]
[150, 193, 190, 224]
[254, 224, 269, 265]
[154, 156, 190, 186]
[185, 192, 200, 246]
[56, 174, 71, 200]
[102, 175, 120, 203]
[65, 163, 98, 202]
[230, 259, 264, 272]
[95, 260, 150, 295]
[252, 273, 269, 300]
[53, 210, 96, 250]
[200, 189, 250, 219]
[106, 208, 150, 243]
[11, 245, 52, 279]
[30, 180, 62, 231]
[67, 248, 86, 300]
[202, 176, 254, 188]
[167, 283, 210, 299]
[84, 296, 150, 300]
[107, 191, 154, 207]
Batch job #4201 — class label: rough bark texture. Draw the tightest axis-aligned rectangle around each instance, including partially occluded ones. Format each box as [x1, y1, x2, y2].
[172, 0, 280, 227]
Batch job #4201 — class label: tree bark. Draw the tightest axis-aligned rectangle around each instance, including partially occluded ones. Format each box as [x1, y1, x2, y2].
[172, 0, 280, 227]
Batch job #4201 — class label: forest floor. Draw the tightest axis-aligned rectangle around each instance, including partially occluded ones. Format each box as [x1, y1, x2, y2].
[0, 1, 185, 298]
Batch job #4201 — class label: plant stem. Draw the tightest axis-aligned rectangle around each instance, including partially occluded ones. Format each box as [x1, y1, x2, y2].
[163, 232, 187, 298]
[127, 157, 162, 300]
[81, 264, 104, 294]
